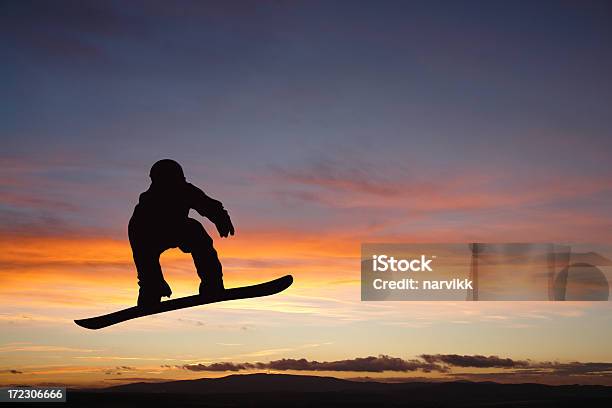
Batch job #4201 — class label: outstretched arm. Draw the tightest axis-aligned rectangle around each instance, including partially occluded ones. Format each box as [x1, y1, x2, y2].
[187, 183, 235, 237]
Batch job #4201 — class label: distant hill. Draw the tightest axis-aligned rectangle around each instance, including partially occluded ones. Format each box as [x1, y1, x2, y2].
[103, 373, 385, 394]
[62, 374, 612, 408]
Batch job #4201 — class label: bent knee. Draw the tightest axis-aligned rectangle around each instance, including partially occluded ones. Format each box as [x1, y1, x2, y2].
[179, 218, 213, 251]
[184, 218, 207, 236]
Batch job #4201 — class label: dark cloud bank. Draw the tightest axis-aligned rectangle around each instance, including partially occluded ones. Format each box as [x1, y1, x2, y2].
[178, 354, 612, 382]
[182, 356, 442, 373]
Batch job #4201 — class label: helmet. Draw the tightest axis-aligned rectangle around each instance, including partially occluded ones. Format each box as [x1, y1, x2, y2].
[149, 159, 186, 184]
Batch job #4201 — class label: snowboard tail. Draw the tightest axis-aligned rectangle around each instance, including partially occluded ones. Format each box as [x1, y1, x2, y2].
[74, 275, 293, 330]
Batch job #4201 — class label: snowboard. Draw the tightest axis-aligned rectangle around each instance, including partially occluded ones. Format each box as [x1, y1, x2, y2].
[74, 275, 293, 330]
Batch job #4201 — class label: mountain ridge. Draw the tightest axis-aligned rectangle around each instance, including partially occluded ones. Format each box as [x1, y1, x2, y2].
[101, 372, 611, 394]
[61, 374, 612, 407]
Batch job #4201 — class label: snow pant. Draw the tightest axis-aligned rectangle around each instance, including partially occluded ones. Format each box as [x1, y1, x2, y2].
[128, 217, 223, 299]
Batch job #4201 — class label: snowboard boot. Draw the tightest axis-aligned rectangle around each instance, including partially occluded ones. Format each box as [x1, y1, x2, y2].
[199, 277, 225, 298]
[137, 279, 172, 307]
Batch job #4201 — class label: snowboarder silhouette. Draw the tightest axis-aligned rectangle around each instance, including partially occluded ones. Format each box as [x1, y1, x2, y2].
[74, 159, 291, 329]
[128, 159, 235, 306]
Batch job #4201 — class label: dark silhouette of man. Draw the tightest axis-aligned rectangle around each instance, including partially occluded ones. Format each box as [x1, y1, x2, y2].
[128, 159, 234, 306]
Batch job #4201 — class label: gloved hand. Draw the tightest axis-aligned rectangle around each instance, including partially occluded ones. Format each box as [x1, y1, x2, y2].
[212, 208, 235, 238]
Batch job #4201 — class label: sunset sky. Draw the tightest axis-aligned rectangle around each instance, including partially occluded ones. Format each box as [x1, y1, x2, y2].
[1, 1, 612, 387]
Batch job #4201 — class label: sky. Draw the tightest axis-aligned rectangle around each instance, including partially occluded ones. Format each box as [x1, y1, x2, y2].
[1, 0, 612, 387]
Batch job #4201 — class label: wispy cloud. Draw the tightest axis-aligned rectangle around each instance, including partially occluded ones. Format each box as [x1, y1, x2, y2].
[0, 370, 23, 374]
[103, 366, 136, 376]
[0, 344, 101, 353]
[270, 157, 612, 210]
